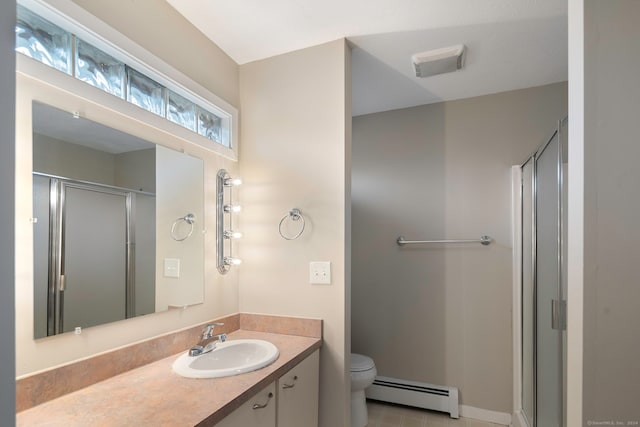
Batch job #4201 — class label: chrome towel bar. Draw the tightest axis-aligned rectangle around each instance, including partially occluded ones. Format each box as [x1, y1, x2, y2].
[397, 235, 492, 246]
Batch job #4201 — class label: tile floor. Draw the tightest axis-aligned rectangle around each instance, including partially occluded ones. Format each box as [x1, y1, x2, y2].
[366, 400, 504, 427]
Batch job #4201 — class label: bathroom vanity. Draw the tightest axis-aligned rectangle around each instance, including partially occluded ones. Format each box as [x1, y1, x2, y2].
[216, 350, 319, 427]
[16, 314, 321, 426]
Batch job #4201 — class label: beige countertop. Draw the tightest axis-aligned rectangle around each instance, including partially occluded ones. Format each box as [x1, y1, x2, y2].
[17, 329, 321, 426]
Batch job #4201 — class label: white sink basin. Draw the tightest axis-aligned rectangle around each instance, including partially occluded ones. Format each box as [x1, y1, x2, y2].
[172, 339, 279, 378]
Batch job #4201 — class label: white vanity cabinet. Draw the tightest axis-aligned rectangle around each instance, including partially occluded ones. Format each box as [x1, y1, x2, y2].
[215, 350, 319, 427]
[215, 383, 277, 427]
[276, 349, 320, 427]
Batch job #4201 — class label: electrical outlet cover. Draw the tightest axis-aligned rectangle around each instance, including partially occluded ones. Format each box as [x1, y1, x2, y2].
[164, 258, 181, 278]
[309, 261, 331, 284]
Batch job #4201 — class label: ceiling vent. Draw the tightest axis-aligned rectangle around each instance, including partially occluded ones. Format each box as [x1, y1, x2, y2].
[412, 44, 466, 78]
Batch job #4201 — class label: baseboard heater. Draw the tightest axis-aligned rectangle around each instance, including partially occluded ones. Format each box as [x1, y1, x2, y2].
[366, 376, 459, 419]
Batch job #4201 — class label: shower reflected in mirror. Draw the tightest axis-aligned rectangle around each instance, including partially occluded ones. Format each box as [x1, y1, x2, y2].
[32, 102, 205, 338]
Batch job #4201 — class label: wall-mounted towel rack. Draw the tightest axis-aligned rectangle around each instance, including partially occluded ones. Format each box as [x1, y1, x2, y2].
[397, 235, 492, 246]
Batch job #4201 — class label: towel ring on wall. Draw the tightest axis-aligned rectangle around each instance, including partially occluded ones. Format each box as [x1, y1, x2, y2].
[279, 208, 305, 240]
[171, 213, 196, 241]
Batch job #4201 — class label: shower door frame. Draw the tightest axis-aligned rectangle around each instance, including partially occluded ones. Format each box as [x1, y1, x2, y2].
[514, 118, 567, 427]
[39, 173, 138, 336]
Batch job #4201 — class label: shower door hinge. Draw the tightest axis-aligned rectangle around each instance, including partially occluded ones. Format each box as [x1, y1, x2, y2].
[551, 299, 567, 331]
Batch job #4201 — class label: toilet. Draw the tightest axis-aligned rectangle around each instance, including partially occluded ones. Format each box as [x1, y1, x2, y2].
[350, 353, 377, 427]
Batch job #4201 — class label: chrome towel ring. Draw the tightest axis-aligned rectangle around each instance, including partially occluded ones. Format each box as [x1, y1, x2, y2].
[171, 213, 196, 241]
[279, 208, 305, 240]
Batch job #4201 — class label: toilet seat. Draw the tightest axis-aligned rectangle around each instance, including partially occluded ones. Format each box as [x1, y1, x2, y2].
[351, 353, 375, 372]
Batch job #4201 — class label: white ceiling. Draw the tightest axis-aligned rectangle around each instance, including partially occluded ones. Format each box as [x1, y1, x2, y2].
[167, 0, 568, 116]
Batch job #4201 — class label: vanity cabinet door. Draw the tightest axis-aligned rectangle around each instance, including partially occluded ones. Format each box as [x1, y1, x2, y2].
[276, 350, 319, 427]
[216, 382, 276, 427]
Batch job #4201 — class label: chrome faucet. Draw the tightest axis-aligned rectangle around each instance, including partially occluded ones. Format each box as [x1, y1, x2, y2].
[189, 323, 227, 356]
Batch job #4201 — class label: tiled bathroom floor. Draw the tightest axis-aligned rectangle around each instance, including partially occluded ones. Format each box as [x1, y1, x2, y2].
[366, 400, 503, 427]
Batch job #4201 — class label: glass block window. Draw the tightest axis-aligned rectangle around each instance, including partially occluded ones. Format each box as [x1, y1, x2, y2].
[198, 107, 226, 146]
[75, 38, 125, 98]
[15, 5, 71, 74]
[15, 5, 234, 151]
[167, 90, 196, 132]
[127, 67, 165, 117]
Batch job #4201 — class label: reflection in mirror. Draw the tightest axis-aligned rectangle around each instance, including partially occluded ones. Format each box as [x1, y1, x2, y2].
[32, 102, 204, 338]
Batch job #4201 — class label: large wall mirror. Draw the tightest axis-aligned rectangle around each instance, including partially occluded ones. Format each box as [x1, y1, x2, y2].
[31, 101, 205, 338]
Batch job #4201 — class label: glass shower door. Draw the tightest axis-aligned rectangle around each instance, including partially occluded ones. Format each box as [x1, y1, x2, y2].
[521, 118, 567, 427]
[33, 175, 150, 337]
[535, 132, 562, 427]
[61, 183, 129, 332]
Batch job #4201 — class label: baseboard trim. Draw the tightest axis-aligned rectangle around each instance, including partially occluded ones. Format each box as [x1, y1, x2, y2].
[511, 410, 531, 427]
[459, 405, 512, 425]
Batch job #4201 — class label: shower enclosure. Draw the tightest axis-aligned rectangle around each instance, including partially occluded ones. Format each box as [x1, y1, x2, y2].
[518, 118, 567, 427]
[33, 174, 156, 337]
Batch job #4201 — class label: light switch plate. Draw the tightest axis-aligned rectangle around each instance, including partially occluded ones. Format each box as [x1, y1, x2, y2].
[309, 261, 331, 284]
[164, 258, 180, 278]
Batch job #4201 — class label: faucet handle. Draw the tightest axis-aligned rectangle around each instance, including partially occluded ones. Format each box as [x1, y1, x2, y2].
[203, 322, 224, 338]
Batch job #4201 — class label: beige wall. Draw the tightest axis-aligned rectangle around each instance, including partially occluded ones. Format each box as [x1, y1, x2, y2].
[71, 0, 239, 107]
[238, 39, 351, 427]
[566, 0, 584, 423]
[155, 146, 204, 310]
[351, 82, 567, 413]
[582, 1, 640, 422]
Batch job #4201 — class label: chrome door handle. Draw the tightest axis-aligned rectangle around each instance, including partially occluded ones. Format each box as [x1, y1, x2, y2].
[551, 299, 567, 331]
[252, 392, 273, 410]
[282, 375, 298, 389]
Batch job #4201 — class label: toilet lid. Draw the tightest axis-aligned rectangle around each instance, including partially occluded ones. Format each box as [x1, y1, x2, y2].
[351, 353, 375, 372]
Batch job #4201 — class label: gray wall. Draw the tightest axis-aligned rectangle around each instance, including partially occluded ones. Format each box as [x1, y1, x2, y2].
[0, 1, 15, 424]
[33, 134, 118, 185]
[351, 82, 567, 413]
[583, 0, 640, 423]
[34, 136, 156, 192]
[115, 149, 156, 192]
